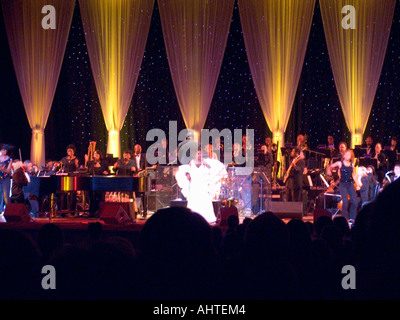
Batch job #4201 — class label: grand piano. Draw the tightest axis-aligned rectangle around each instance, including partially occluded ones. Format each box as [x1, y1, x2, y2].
[23, 174, 145, 215]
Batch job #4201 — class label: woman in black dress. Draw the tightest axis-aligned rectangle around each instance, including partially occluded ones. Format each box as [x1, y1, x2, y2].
[328, 150, 359, 223]
[58, 145, 79, 215]
[85, 150, 109, 176]
[60, 144, 79, 173]
[85, 150, 109, 217]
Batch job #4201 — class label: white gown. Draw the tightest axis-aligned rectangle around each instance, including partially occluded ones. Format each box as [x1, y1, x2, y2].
[175, 159, 227, 223]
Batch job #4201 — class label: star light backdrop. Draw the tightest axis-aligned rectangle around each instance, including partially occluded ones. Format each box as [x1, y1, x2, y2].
[0, 1, 400, 162]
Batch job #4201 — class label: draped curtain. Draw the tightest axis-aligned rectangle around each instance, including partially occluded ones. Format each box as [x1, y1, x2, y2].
[1, 0, 75, 166]
[79, 0, 154, 158]
[238, 0, 315, 168]
[320, 0, 395, 148]
[158, 0, 234, 137]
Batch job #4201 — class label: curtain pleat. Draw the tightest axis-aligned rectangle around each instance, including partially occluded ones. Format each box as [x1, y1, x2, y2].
[2, 0, 75, 166]
[320, 0, 395, 147]
[238, 0, 315, 169]
[158, 0, 234, 136]
[79, 0, 154, 157]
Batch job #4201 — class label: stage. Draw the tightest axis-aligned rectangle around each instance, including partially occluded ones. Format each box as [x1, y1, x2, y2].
[0, 206, 315, 250]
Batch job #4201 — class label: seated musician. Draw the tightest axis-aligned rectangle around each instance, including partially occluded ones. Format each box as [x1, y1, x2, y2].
[85, 150, 109, 176]
[113, 149, 137, 176]
[338, 142, 347, 157]
[10, 160, 30, 204]
[60, 144, 79, 173]
[327, 135, 340, 158]
[364, 136, 375, 157]
[383, 162, 400, 188]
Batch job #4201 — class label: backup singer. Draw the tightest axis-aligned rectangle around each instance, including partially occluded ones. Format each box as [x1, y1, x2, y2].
[59, 145, 80, 215]
[285, 147, 305, 202]
[60, 144, 79, 173]
[85, 150, 109, 176]
[328, 150, 359, 222]
[113, 150, 137, 176]
[85, 150, 108, 217]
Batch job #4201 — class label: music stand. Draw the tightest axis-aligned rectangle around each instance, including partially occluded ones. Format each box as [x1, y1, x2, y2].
[353, 146, 365, 159]
[359, 157, 378, 169]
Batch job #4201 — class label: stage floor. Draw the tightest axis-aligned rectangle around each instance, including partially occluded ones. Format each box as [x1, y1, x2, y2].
[0, 209, 314, 230]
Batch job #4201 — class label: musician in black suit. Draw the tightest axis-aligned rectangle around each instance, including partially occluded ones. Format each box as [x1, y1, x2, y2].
[364, 136, 375, 157]
[387, 136, 398, 170]
[374, 143, 387, 184]
[284, 147, 305, 202]
[133, 144, 146, 174]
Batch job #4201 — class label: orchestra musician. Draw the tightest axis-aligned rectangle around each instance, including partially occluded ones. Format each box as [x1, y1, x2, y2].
[327, 149, 359, 223]
[383, 162, 400, 188]
[390, 136, 398, 152]
[258, 137, 274, 181]
[327, 135, 340, 158]
[338, 142, 347, 157]
[374, 142, 387, 184]
[296, 134, 308, 152]
[387, 136, 398, 170]
[364, 136, 375, 157]
[284, 147, 305, 202]
[10, 160, 30, 205]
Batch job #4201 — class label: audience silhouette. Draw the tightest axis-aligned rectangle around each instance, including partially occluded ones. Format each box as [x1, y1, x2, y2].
[1, 180, 400, 300]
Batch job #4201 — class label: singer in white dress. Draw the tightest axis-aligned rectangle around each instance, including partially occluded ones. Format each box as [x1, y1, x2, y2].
[175, 150, 227, 223]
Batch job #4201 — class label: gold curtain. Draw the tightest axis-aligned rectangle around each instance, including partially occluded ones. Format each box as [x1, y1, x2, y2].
[79, 0, 154, 157]
[238, 0, 315, 167]
[1, 0, 75, 166]
[320, 0, 395, 148]
[158, 0, 234, 136]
